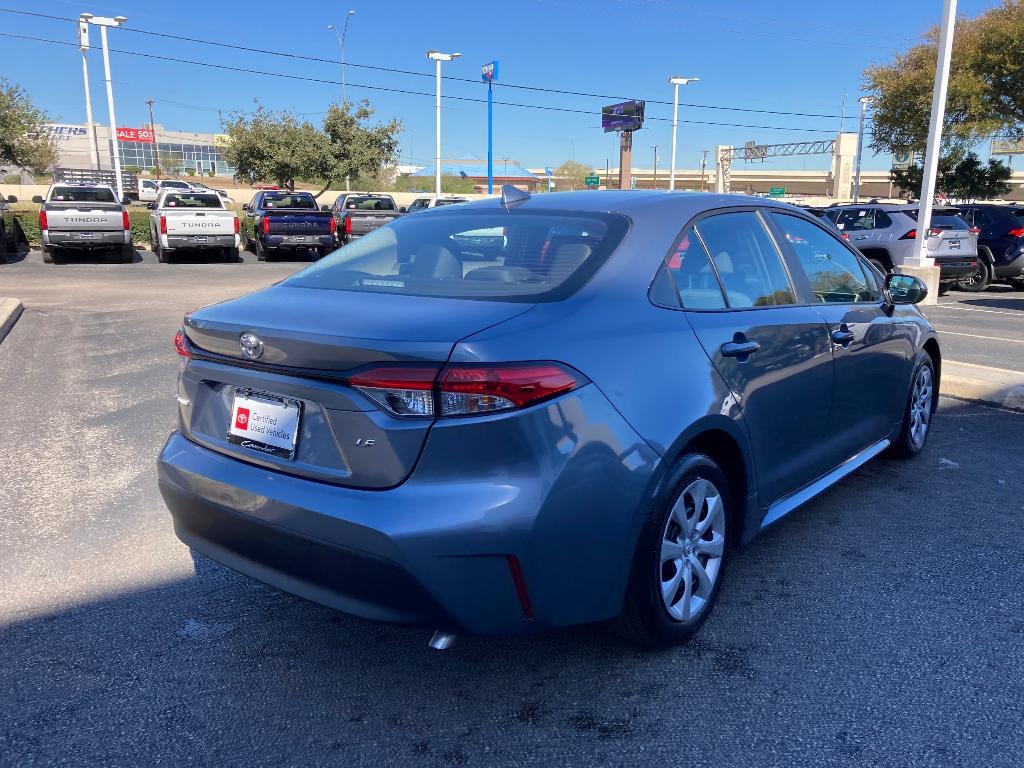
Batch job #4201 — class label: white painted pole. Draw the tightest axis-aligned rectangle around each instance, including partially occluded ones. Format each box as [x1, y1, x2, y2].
[669, 82, 679, 191]
[81, 50, 100, 171]
[435, 57, 442, 196]
[99, 25, 124, 200]
[912, 0, 958, 269]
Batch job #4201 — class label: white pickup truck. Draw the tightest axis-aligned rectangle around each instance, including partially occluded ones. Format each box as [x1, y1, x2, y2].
[148, 189, 239, 263]
[32, 182, 133, 264]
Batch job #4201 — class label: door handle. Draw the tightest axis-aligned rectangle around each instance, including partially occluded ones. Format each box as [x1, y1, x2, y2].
[831, 328, 855, 347]
[721, 340, 761, 358]
[854, 235, 868, 240]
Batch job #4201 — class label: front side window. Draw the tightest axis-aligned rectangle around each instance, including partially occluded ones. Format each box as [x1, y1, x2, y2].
[694, 211, 795, 307]
[770, 213, 874, 303]
[284, 210, 629, 302]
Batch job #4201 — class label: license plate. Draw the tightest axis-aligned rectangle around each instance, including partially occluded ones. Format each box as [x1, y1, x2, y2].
[287, 235, 310, 243]
[193, 235, 209, 243]
[948, 240, 960, 249]
[227, 389, 302, 460]
[77, 232, 96, 239]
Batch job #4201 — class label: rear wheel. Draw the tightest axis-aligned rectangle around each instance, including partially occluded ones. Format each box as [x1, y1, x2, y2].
[957, 259, 990, 292]
[868, 258, 890, 277]
[887, 356, 936, 459]
[41, 246, 54, 264]
[120, 243, 135, 263]
[222, 247, 240, 263]
[611, 453, 731, 648]
[255, 237, 268, 262]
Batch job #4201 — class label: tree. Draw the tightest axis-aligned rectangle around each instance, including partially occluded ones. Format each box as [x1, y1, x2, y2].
[221, 100, 401, 194]
[864, 1, 1024, 156]
[890, 151, 1012, 201]
[555, 160, 592, 191]
[0, 79, 58, 174]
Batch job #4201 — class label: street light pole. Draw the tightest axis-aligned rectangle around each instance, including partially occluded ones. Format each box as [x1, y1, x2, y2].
[651, 145, 658, 189]
[667, 76, 699, 192]
[145, 98, 159, 178]
[853, 96, 872, 203]
[83, 14, 128, 200]
[481, 61, 498, 194]
[426, 50, 461, 197]
[77, 16, 101, 171]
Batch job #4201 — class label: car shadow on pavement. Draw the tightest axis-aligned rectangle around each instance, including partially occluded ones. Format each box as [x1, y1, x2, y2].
[1, 399, 1021, 766]
[956, 295, 1024, 311]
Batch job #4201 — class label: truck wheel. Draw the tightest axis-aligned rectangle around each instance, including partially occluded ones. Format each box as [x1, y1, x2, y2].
[256, 238, 268, 262]
[223, 247, 240, 263]
[42, 246, 54, 264]
[120, 243, 135, 263]
[239, 228, 250, 252]
[315, 247, 329, 260]
[956, 259, 990, 292]
[868, 258, 890, 277]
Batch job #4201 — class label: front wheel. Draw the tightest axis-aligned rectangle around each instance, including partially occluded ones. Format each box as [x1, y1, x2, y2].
[956, 259, 990, 292]
[610, 454, 731, 648]
[887, 356, 936, 459]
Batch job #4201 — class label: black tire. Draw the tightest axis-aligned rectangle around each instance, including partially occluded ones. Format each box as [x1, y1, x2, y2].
[956, 258, 990, 292]
[868, 258, 890, 277]
[887, 355, 936, 460]
[938, 282, 950, 296]
[255, 237, 268, 262]
[1008, 277, 1024, 291]
[41, 246, 54, 264]
[240, 227, 250, 252]
[120, 243, 135, 263]
[154, 236, 168, 264]
[223, 247, 240, 263]
[610, 453, 732, 649]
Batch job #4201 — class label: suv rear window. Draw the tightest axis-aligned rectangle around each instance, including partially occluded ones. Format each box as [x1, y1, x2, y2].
[284, 210, 629, 302]
[903, 209, 971, 229]
[49, 186, 116, 203]
[164, 193, 222, 208]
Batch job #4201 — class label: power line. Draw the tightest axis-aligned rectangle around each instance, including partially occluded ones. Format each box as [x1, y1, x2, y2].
[0, 32, 839, 135]
[0, 6, 854, 121]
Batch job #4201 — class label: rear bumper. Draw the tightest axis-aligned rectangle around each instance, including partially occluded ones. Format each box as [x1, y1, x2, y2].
[43, 230, 129, 248]
[157, 385, 658, 635]
[934, 257, 977, 281]
[264, 234, 334, 249]
[164, 234, 238, 250]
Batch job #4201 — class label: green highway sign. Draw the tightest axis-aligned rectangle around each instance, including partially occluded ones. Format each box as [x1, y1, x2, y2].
[584, 174, 600, 187]
[768, 186, 786, 197]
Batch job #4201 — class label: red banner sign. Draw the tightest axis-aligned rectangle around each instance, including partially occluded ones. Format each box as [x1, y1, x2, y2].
[116, 127, 154, 143]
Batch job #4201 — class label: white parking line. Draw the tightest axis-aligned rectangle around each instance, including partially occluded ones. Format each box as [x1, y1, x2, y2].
[939, 330, 1024, 344]
[933, 303, 1022, 316]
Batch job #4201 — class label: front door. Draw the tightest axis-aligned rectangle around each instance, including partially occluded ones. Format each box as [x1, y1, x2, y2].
[766, 211, 913, 460]
[682, 210, 835, 505]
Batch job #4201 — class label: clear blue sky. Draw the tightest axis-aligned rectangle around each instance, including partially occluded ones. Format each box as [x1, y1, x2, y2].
[1, 0, 1000, 172]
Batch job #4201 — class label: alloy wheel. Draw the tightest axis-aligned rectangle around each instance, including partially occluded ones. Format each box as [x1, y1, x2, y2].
[909, 365, 933, 449]
[660, 477, 726, 623]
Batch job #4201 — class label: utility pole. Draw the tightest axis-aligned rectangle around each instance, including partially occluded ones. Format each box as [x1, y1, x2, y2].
[651, 145, 658, 189]
[77, 16, 101, 171]
[853, 96, 872, 203]
[905, 0, 958, 304]
[145, 98, 160, 178]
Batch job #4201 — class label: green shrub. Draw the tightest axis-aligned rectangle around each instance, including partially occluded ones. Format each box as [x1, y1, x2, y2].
[4, 174, 20, 184]
[124, 165, 142, 174]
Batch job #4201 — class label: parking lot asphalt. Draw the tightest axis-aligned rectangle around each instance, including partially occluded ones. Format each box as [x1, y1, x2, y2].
[1, 251, 1023, 767]
[924, 287, 1024, 372]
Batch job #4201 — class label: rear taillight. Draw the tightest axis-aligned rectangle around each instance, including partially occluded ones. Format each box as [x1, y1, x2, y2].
[969, 227, 981, 236]
[173, 330, 190, 358]
[346, 362, 587, 419]
[160, 215, 167, 235]
[840, 232, 849, 240]
[261, 216, 270, 235]
[39, 210, 48, 231]
[344, 215, 352, 236]
[928, 227, 942, 238]
[899, 229, 916, 240]
[1008, 227, 1024, 238]
[329, 216, 337, 235]
[233, 216, 239, 234]
[122, 209, 130, 230]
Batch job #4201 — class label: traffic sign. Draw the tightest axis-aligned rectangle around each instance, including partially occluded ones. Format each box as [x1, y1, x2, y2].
[544, 166, 554, 177]
[768, 187, 785, 197]
[585, 174, 600, 187]
[892, 150, 914, 170]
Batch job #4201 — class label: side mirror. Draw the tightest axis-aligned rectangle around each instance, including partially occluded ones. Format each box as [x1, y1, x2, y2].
[146, 202, 155, 209]
[122, 196, 132, 206]
[6, 195, 16, 204]
[32, 195, 44, 204]
[320, 204, 330, 212]
[399, 206, 407, 213]
[885, 273, 928, 305]
[242, 203, 250, 211]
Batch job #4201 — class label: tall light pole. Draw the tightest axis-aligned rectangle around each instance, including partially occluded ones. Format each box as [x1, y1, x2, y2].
[482, 61, 498, 194]
[668, 76, 699, 191]
[852, 96, 873, 203]
[651, 145, 658, 189]
[327, 10, 356, 105]
[82, 13, 128, 200]
[426, 50, 461, 196]
[77, 15, 101, 170]
[145, 98, 159, 178]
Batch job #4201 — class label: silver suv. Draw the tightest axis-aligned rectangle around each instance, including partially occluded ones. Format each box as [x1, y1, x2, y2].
[826, 204, 978, 289]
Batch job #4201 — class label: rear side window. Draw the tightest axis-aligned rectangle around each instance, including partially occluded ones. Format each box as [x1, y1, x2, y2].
[972, 210, 992, 228]
[658, 227, 726, 309]
[694, 211, 795, 307]
[834, 208, 876, 231]
[49, 186, 116, 203]
[770, 213, 875, 303]
[284, 210, 629, 302]
[163, 193, 222, 208]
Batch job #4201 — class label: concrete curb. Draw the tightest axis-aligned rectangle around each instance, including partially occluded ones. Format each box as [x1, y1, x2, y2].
[941, 360, 1024, 412]
[0, 297, 24, 344]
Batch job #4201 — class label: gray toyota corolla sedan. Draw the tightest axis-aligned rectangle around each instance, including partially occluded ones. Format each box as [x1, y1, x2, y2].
[158, 188, 940, 648]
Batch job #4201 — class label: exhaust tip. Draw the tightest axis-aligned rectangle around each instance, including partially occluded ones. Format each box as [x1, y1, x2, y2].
[428, 631, 457, 650]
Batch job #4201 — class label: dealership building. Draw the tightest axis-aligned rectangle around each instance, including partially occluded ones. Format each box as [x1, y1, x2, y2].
[40, 123, 235, 176]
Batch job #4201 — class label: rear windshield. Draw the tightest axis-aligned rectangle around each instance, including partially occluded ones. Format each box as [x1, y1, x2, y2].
[434, 198, 467, 207]
[284, 210, 630, 302]
[263, 193, 316, 210]
[344, 196, 396, 211]
[49, 186, 116, 203]
[160, 181, 191, 189]
[163, 193, 222, 208]
[903, 210, 970, 229]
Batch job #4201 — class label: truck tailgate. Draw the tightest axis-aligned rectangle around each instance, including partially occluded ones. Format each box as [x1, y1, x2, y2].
[45, 205, 124, 232]
[348, 211, 399, 236]
[265, 212, 334, 236]
[164, 210, 236, 237]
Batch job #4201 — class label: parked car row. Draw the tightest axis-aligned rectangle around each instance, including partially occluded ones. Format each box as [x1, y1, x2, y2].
[32, 182, 134, 264]
[139, 178, 234, 206]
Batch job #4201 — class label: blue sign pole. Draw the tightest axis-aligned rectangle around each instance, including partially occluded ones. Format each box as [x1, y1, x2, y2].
[482, 61, 498, 194]
[487, 80, 493, 194]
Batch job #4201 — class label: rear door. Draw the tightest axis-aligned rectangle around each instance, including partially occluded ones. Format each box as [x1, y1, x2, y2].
[833, 207, 880, 248]
[677, 209, 836, 504]
[767, 211, 912, 457]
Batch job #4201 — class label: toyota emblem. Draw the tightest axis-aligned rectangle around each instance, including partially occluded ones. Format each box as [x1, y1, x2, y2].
[239, 333, 264, 361]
